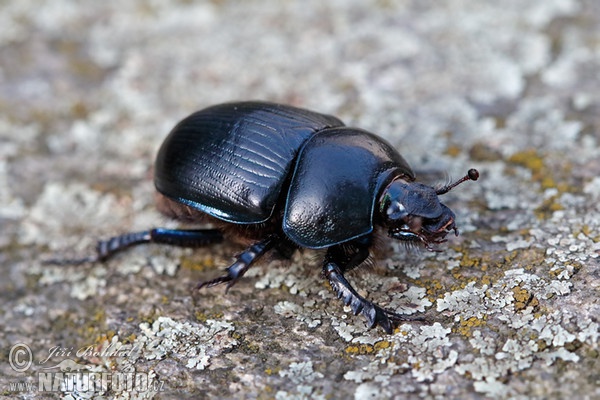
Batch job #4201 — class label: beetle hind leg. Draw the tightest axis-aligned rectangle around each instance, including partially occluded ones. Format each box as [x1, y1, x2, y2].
[44, 228, 224, 265]
[97, 228, 225, 261]
[197, 235, 277, 292]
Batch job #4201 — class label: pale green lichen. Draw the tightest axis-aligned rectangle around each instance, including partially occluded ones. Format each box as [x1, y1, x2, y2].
[276, 361, 325, 400]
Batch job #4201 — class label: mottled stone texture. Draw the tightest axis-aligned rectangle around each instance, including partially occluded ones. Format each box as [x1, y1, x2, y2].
[1, 1, 599, 399]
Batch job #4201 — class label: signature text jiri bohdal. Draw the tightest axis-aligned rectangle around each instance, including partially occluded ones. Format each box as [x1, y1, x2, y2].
[41, 343, 139, 365]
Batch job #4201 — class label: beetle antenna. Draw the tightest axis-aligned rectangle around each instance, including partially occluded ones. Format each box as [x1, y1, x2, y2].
[436, 168, 479, 195]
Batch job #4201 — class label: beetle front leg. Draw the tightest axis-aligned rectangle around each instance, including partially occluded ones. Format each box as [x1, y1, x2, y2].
[323, 246, 421, 334]
[197, 235, 278, 291]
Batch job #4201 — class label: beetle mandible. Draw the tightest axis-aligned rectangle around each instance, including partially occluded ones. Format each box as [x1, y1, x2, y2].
[60, 101, 479, 333]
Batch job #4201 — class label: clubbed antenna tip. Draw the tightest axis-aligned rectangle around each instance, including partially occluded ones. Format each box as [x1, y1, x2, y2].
[436, 168, 479, 195]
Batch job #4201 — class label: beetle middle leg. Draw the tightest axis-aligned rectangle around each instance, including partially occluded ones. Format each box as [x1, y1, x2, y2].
[197, 234, 278, 291]
[323, 239, 421, 334]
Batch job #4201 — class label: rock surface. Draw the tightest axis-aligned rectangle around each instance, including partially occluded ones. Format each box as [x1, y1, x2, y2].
[1, 1, 599, 398]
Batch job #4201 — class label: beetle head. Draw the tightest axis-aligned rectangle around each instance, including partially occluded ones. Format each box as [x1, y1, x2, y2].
[380, 169, 479, 250]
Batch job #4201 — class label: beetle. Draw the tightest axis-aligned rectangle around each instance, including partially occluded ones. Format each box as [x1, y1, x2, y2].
[58, 101, 478, 333]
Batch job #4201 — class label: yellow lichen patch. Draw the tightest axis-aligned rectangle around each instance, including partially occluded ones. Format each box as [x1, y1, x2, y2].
[374, 340, 392, 351]
[507, 149, 581, 220]
[468, 141, 503, 162]
[517, 247, 546, 265]
[194, 310, 224, 322]
[480, 275, 492, 286]
[194, 311, 209, 322]
[508, 149, 545, 180]
[122, 333, 137, 344]
[537, 339, 549, 351]
[264, 367, 280, 376]
[548, 267, 563, 279]
[70, 100, 90, 119]
[180, 255, 217, 272]
[242, 341, 261, 354]
[358, 344, 375, 354]
[507, 149, 570, 192]
[445, 144, 462, 158]
[345, 344, 375, 355]
[420, 278, 445, 300]
[94, 330, 117, 345]
[578, 227, 600, 243]
[459, 253, 481, 269]
[535, 194, 564, 220]
[548, 261, 582, 279]
[450, 247, 506, 287]
[139, 308, 162, 325]
[576, 224, 592, 238]
[512, 286, 539, 311]
[74, 309, 109, 342]
[450, 268, 467, 281]
[503, 251, 519, 265]
[540, 175, 557, 190]
[456, 316, 487, 337]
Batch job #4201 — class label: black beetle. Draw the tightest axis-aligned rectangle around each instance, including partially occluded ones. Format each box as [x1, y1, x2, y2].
[58, 101, 478, 333]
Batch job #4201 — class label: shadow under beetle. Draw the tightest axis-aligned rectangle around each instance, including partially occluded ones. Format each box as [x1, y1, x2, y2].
[57, 101, 479, 333]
